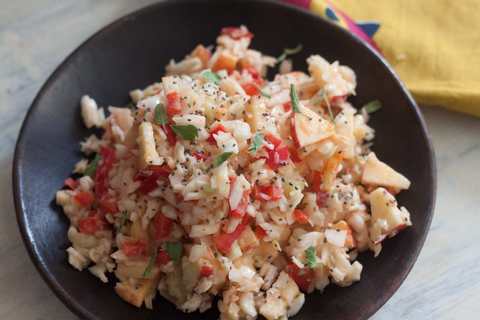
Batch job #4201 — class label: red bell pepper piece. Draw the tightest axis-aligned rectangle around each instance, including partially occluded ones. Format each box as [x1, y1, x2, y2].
[221, 27, 254, 40]
[286, 263, 314, 292]
[78, 212, 106, 235]
[98, 196, 118, 214]
[94, 147, 116, 199]
[254, 226, 268, 239]
[64, 178, 78, 190]
[200, 265, 214, 277]
[122, 240, 147, 257]
[242, 83, 260, 96]
[254, 184, 283, 201]
[214, 215, 250, 254]
[153, 213, 174, 241]
[166, 91, 182, 117]
[156, 249, 171, 266]
[160, 124, 177, 146]
[293, 209, 309, 224]
[73, 191, 95, 207]
[207, 124, 227, 144]
[230, 190, 250, 218]
[135, 165, 171, 195]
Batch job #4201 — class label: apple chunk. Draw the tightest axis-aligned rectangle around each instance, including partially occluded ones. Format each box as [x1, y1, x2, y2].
[369, 187, 411, 242]
[293, 105, 333, 147]
[362, 152, 410, 191]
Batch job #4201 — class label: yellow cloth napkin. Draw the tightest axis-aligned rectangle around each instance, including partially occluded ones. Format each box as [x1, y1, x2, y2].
[309, 0, 480, 117]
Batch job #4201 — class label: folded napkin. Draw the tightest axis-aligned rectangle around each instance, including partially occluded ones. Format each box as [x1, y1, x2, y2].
[286, 0, 480, 117]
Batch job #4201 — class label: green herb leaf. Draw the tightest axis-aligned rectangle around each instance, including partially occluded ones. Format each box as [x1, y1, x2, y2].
[126, 101, 136, 110]
[171, 125, 199, 141]
[305, 246, 317, 268]
[165, 242, 183, 263]
[116, 211, 129, 232]
[202, 70, 221, 85]
[277, 44, 303, 64]
[249, 133, 264, 153]
[363, 100, 382, 114]
[154, 103, 168, 126]
[213, 152, 233, 167]
[84, 153, 101, 177]
[290, 84, 300, 113]
[143, 248, 158, 278]
[260, 89, 271, 99]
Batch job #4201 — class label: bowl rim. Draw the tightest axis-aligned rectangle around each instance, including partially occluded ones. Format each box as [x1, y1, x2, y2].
[12, 0, 436, 319]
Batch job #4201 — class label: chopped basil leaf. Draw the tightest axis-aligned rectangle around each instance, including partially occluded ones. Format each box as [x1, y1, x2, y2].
[213, 152, 233, 167]
[305, 246, 317, 268]
[249, 133, 264, 153]
[116, 210, 129, 232]
[202, 70, 221, 85]
[165, 242, 183, 263]
[260, 89, 271, 99]
[171, 125, 199, 141]
[154, 103, 168, 126]
[277, 44, 303, 63]
[84, 153, 101, 177]
[126, 101, 136, 110]
[363, 100, 382, 114]
[143, 248, 158, 278]
[290, 84, 300, 113]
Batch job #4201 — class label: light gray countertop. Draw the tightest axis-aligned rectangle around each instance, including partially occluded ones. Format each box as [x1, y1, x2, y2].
[1, 1, 479, 319]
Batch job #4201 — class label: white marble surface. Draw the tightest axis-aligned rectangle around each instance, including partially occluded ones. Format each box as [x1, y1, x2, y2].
[1, 1, 479, 319]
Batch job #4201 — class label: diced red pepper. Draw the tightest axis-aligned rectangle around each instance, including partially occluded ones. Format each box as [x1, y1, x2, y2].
[290, 117, 300, 148]
[293, 209, 309, 224]
[207, 124, 227, 144]
[230, 190, 250, 218]
[153, 213, 174, 241]
[310, 171, 323, 193]
[98, 196, 118, 214]
[200, 265, 214, 277]
[265, 146, 290, 171]
[73, 191, 95, 207]
[166, 91, 182, 117]
[64, 178, 78, 190]
[221, 27, 254, 40]
[276, 146, 289, 162]
[243, 66, 263, 85]
[94, 147, 116, 199]
[290, 148, 302, 163]
[214, 215, 250, 254]
[254, 184, 283, 201]
[242, 83, 260, 96]
[263, 133, 289, 170]
[264, 133, 282, 149]
[78, 212, 106, 235]
[286, 263, 314, 292]
[135, 165, 171, 195]
[193, 151, 209, 161]
[283, 102, 292, 112]
[162, 124, 177, 146]
[316, 191, 329, 208]
[122, 240, 147, 257]
[255, 226, 268, 239]
[330, 95, 347, 105]
[156, 249, 171, 266]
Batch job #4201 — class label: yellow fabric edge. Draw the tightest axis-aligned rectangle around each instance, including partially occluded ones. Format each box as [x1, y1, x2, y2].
[410, 84, 480, 117]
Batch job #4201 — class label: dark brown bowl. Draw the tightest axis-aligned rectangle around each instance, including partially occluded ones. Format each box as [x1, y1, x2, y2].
[13, 0, 436, 319]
